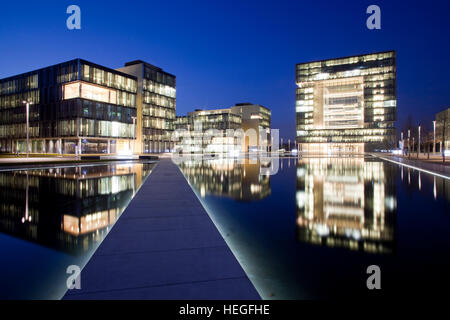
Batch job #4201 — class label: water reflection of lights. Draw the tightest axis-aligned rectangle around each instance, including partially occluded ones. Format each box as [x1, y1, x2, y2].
[178, 158, 271, 201]
[0, 162, 154, 253]
[296, 157, 396, 254]
[434, 177, 437, 200]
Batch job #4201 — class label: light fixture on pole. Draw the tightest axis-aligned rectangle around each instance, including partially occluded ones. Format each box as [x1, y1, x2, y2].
[131, 116, 137, 155]
[22, 100, 33, 158]
[433, 120, 436, 154]
[408, 129, 411, 157]
[418, 124, 421, 157]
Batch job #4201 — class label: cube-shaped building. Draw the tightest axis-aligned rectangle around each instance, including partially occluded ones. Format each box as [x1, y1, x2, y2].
[295, 51, 397, 153]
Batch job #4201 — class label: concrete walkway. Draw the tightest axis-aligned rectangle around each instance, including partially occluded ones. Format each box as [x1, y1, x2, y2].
[63, 158, 260, 300]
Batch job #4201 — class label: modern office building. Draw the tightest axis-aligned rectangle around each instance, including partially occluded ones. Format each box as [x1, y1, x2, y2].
[435, 107, 450, 153]
[295, 51, 397, 153]
[230, 103, 271, 152]
[0, 59, 138, 154]
[174, 108, 242, 153]
[175, 104, 272, 153]
[117, 60, 176, 153]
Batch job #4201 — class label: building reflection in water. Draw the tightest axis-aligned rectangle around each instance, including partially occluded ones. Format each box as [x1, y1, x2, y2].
[178, 158, 271, 201]
[296, 157, 397, 254]
[0, 162, 155, 254]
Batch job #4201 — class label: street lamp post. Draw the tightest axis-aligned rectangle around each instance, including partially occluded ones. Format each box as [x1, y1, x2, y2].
[22, 100, 32, 158]
[132, 116, 137, 155]
[408, 129, 411, 158]
[433, 120, 436, 154]
[418, 124, 421, 158]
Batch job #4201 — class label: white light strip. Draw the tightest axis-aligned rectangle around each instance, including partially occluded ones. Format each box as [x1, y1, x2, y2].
[375, 155, 450, 180]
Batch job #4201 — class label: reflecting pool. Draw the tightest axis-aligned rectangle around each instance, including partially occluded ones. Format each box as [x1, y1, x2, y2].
[178, 156, 450, 299]
[0, 161, 156, 299]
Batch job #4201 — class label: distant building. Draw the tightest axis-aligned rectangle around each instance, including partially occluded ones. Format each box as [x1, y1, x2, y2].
[175, 104, 271, 154]
[295, 51, 397, 153]
[0, 59, 138, 154]
[436, 107, 450, 153]
[230, 103, 271, 152]
[175, 108, 242, 153]
[117, 60, 176, 153]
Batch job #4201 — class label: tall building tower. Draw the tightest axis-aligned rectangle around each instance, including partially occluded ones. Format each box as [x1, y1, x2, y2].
[118, 61, 176, 153]
[295, 51, 396, 153]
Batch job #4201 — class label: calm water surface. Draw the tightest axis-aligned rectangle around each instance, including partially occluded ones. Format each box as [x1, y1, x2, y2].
[0, 161, 156, 299]
[2, 157, 449, 300]
[178, 156, 450, 299]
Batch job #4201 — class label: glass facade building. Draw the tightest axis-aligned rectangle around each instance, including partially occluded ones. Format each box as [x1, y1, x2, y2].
[174, 108, 242, 153]
[117, 61, 176, 153]
[230, 103, 271, 152]
[295, 51, 397, 153]
[175, 104, 272, 154]
[0, 59, 137, 154]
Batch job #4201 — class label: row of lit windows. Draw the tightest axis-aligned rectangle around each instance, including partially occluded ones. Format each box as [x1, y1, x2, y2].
[143, 91, 175, 108]
[297, 128, 392, 136]
[143, 79, 176, 98]
[82, 64, 137, 93]
[0, 90, 40, 109]
[63, 82, 136, 108]
[299, 135, 387, 143]
[298, 68, 395, 83]
[0, 119, 135, 139]
[143, 131, 172, 141]
[0, 74, 39, 95]
[143, 104, 175, 119]
[297, 119, 395, 130]
[78, 119, 135, 138]
[297, 52, 394, 70]
[143, 117, 172, 130]
[0, 123, 40, 138]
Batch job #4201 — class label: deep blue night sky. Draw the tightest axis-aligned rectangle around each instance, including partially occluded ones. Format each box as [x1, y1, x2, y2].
[1, 0, 449, 140]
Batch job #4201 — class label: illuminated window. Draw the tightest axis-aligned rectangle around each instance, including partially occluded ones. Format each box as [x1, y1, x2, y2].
[64, 82, 80, 100]
[64, 81, 119, 105]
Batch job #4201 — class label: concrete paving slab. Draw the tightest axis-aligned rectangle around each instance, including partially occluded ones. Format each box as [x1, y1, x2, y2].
[64, 277, 258, 300]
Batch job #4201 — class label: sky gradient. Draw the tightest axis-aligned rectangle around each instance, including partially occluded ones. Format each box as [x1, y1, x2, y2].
[1, 0, 449, 140]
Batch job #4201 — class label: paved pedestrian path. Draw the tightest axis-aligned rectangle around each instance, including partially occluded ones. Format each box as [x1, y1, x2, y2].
[63, 158, 260, 299]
